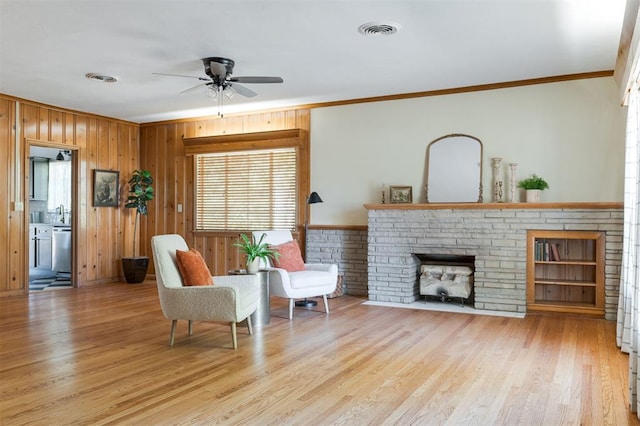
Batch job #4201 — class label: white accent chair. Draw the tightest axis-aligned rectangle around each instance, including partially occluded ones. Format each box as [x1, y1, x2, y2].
[253, 230, 338, 319]
[151, 234, 259, 349]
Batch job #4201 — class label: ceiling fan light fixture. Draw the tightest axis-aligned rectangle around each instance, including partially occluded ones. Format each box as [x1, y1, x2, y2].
[357, 21, 401, 36]
[206, 85, 219, 99]
[224, 86, 235, 99]
[85, 73, 118, 83]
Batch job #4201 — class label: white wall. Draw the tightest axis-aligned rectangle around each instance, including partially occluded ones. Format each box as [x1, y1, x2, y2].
[310, 77, 626, 225]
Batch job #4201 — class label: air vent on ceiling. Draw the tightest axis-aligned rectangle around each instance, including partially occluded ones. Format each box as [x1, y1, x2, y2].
[358, 21, 401, 36]
[85, 73, 118, 83]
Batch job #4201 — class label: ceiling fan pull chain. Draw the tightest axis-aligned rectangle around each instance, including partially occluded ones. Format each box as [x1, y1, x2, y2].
[218, 90, 223, 117]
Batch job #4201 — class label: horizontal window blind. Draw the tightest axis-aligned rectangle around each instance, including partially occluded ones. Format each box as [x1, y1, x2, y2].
[195, 148, 297, 231]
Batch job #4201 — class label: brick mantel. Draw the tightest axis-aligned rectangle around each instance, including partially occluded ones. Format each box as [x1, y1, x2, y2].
[364, 202, 623, 210]
[365, 203, 623, 319]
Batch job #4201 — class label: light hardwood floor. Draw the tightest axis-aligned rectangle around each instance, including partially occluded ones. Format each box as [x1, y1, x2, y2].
[0, 281, 637, 425]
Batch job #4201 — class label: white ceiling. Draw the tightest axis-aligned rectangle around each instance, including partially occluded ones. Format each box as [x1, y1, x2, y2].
[0, 0, 627, 124]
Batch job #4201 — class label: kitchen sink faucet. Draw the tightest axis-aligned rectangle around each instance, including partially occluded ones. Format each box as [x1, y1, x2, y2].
[58, 204, 65, 224]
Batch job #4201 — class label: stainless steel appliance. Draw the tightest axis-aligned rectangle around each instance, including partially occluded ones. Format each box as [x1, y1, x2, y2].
[52, 226, 71, 273]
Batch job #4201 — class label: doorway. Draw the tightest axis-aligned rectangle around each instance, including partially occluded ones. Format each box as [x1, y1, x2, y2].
[27, 143, 77, 292]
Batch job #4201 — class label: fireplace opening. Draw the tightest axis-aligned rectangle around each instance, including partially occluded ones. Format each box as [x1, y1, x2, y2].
[414, 254, 475, 306]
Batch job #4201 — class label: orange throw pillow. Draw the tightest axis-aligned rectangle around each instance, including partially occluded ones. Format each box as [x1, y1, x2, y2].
[175, 248, 214, 286]
[271, 240, 305, 272]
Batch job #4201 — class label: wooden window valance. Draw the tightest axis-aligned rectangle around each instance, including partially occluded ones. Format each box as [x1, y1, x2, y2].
[182, 129, 307, 155]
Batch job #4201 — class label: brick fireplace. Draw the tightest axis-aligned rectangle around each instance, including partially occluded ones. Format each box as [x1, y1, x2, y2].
[364, 202, 623, 319]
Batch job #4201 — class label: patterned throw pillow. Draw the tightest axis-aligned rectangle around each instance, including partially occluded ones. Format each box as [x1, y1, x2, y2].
[271, 240, 305, 272]
[175, 248, 214, 286]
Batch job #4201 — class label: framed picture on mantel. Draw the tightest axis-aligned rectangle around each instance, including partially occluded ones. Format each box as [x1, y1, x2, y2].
[390, 186, 413, 204]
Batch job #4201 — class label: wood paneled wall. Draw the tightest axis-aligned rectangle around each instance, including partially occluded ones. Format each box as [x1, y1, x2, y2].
[0, 98, 21, 295]
[0, 95, 139, 297]
[139, 108, 311, 276]
[0, 99, 310, 297]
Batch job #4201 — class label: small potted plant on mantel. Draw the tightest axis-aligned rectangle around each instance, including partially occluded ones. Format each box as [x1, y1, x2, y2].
[517, 174, 549, 203]
[234, 233, 280, 274]
[122, 169, 154, 283]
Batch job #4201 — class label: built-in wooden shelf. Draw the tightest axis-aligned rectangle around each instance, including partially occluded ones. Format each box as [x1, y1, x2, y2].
[526, 230, 605, 317]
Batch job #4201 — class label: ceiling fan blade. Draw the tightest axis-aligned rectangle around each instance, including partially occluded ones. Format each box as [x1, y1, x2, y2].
[153, 72, 209, 81]
[230, 76, 283, 84]
[209, 60, 228, 77]
[179, 82, 208, 94]
[230, 83, 258, 98]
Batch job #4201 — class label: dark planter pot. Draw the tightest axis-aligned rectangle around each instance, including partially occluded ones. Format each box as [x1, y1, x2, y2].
[122, 256, 149, 284]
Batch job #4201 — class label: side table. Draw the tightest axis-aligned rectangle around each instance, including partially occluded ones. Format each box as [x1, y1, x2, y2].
[228, 269, 270, 326]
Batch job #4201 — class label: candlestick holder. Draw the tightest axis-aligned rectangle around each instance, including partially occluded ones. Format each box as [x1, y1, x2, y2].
[509, 163, 518, 202]
[491, 157, 503, 202]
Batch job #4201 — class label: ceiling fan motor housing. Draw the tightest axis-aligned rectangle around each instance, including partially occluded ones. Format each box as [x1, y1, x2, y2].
[203, 57, 235, 81]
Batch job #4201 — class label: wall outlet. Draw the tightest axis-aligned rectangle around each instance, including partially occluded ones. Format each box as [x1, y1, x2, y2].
[13, 201, 24, 211]
[177, 203, 183, 213]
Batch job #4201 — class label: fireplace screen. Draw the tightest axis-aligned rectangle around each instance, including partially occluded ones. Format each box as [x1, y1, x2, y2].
[414, 254, 475, 305]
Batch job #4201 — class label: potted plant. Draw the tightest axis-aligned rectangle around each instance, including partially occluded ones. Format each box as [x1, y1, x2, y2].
[234, 233, 280, 274]
[517, 174, 549, 203]
[122, 170, 154, 283]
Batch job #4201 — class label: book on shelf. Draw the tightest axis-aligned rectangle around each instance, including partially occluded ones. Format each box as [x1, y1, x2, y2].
[535, 241, 542, 261]
[534, 241, 561, 262]
[535, 241, 547, 261]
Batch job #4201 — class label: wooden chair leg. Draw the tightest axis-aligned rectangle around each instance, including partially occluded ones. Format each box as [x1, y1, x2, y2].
[231, 322, 238, 349]
[289, 298, 294, 320]
[188, 320, 193, 335]
[323, 294, 330, 314]
[169, 320, 177, 347]
[246, 315, 253, 335]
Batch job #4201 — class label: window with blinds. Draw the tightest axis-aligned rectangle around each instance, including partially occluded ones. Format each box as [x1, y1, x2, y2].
[195, 148, 297, 231]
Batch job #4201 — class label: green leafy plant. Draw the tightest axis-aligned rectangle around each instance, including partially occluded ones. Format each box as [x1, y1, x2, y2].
[517, 174, 549, 191]
[124, 170, 154, 256]
[234, 233, 280, 265]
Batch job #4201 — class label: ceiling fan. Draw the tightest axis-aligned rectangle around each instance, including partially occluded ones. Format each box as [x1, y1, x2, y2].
[154, 57, 283, 116]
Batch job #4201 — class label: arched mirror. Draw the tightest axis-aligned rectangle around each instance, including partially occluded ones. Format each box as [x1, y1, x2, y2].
[425, 134, 483, 203]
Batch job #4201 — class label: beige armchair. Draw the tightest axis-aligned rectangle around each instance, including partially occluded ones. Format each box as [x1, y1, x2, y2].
[151, 234, 259, 349]
[253, 230, 338, 319]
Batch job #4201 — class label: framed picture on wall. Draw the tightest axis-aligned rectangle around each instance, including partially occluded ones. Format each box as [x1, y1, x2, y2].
[93, 169, 119, 207]
[390, 185, 413, 204]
